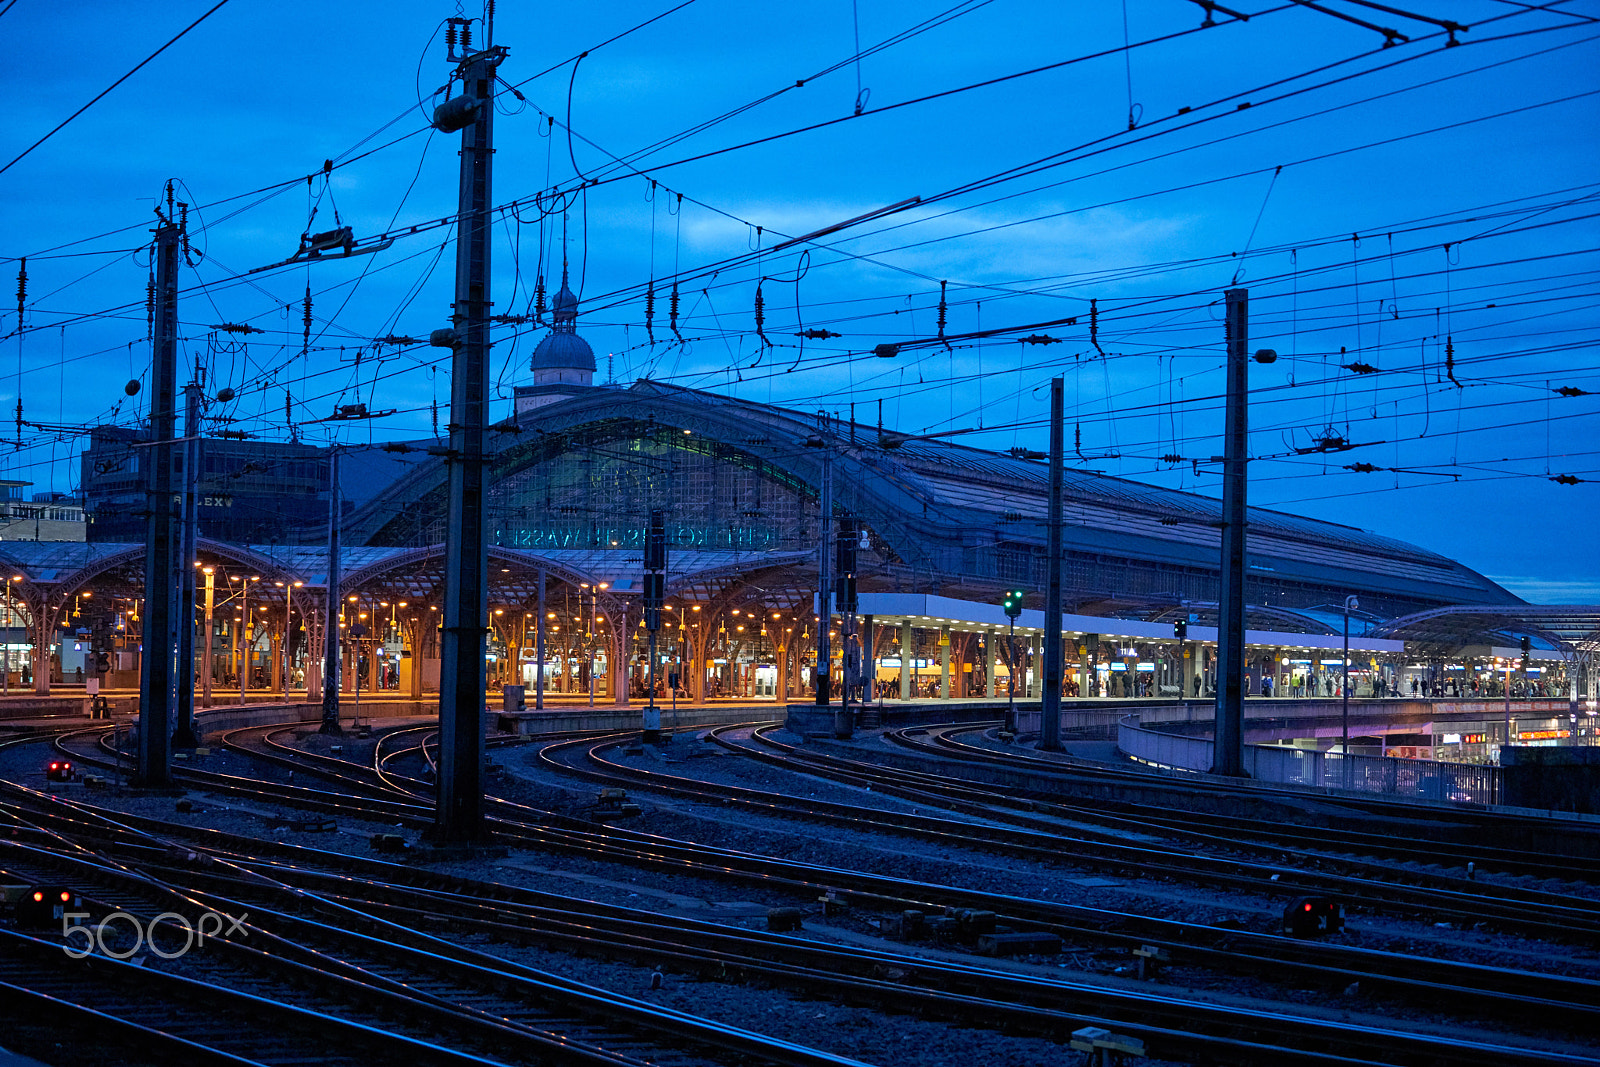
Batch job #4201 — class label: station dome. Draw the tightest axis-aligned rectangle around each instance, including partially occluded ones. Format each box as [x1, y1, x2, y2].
[530, 274, 595, 376]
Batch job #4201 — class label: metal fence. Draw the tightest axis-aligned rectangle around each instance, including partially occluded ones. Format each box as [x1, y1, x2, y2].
[1118, 714, 1501, 803]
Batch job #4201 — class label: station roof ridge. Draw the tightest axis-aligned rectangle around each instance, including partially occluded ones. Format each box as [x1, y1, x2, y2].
[225, 377, 1517, 614]
[618, 379, 1482, 574]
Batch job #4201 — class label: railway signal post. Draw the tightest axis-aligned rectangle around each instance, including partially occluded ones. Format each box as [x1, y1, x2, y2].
[1002, 588, 1023, 732]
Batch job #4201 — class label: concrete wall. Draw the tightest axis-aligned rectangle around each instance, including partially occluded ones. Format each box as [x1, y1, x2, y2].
[1501, 746, 1600, 813]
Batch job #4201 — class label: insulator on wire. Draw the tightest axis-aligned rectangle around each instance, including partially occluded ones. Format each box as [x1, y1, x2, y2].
[178, 203, 196, 263]
[534, 275, 546, 319]
[446, 22, 457, 50]
[460, 22, 471, 51]
[937, 279, 948, 340]
[754, 281, 767, 345]
[669, 281, 682, 340]
[15, 258, 25, 322]
[146, 273, 155, 340]
[1089, 297, 1104, 355]
[301, 285, 312, 357]
[644, 282, 656, 345]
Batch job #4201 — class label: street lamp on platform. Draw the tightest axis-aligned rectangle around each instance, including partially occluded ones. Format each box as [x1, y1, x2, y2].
[276, 579, 303, 693]
[1342, 594, 1358, 789]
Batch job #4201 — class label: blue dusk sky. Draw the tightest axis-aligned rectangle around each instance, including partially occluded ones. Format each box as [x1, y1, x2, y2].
[2, 1, 1597, 600]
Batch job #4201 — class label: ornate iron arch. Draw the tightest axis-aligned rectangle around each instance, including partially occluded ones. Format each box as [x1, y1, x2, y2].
[341, 384, 950, 577]
[339, 544, 606, 599]
[1370, 603, 1600, 652]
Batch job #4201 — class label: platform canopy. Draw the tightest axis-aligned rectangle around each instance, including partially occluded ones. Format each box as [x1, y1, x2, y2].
[1370, 605, 1600, 660]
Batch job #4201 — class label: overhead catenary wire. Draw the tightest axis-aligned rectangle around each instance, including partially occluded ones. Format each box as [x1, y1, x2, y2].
[0, 0, 1590, 528]
[0, 0, 237, 180]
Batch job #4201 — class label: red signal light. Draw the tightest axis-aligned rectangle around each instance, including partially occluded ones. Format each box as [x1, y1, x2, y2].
[1304, 903, 1313, 911]
[59, 891, 71, 902]
[31, 891, 42, 902]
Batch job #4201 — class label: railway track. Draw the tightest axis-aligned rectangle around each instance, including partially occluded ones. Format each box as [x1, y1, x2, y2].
[533, 723, 1600, 945]
[2, 776, 1593, 1067]
[0, 784, 873, 1067]
[13, 723, 1600, 1064]
[886, 721, 1600, 871]
[209, 729, 1600, 1035]
[874, 722, 1600, 885]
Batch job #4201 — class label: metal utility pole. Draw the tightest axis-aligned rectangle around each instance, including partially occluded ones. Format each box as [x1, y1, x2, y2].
[1039, 377, 1065, 751]
[1503, 656, 1512, 755]
[319, 448, 342, 734]
[1007, 618, 1017, 729]
[2, 578, 11, 697]
[1341, 594, 1357, 788]
[172, 380, 202, 747]
[136, 208, 181, 788]
[642, 511, 666, 742]
[535, 568, 545, 710]
[432, 22, 505, 842]
[815, 451, 833, 708]
[1212, 288, 1249, 777]
[835, 516, 859, 739]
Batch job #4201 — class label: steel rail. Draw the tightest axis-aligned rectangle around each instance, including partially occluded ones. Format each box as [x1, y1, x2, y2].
[544, 725, 1600, 944]
[0, 926, 606, 1067]
[21, 726, 1600, 1062]
[892, 719, 1600, 861]
[209, 724, 1600, 1018]
[909, 722, 1600, 875]
[7, 796, 1591, 1067]
[1, 808, 867, 1067]
[745, 722, 1600, 912]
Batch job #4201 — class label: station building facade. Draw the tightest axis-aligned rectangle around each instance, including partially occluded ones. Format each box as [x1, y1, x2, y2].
[9, 383, 1580, 709]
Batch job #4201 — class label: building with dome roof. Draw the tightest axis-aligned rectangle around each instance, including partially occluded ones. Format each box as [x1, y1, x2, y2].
[517, 268, 595, 414]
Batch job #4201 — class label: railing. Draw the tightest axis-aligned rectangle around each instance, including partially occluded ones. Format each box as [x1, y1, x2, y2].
[1118, 713, 1501, 803]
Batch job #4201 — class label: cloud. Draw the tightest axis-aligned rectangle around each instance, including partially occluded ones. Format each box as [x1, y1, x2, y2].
[667, 195, 1190, 293]
[1487, 576, 1600, 605]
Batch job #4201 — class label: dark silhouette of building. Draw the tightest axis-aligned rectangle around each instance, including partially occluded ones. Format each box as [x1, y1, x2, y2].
[81, 426, 331, 544]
